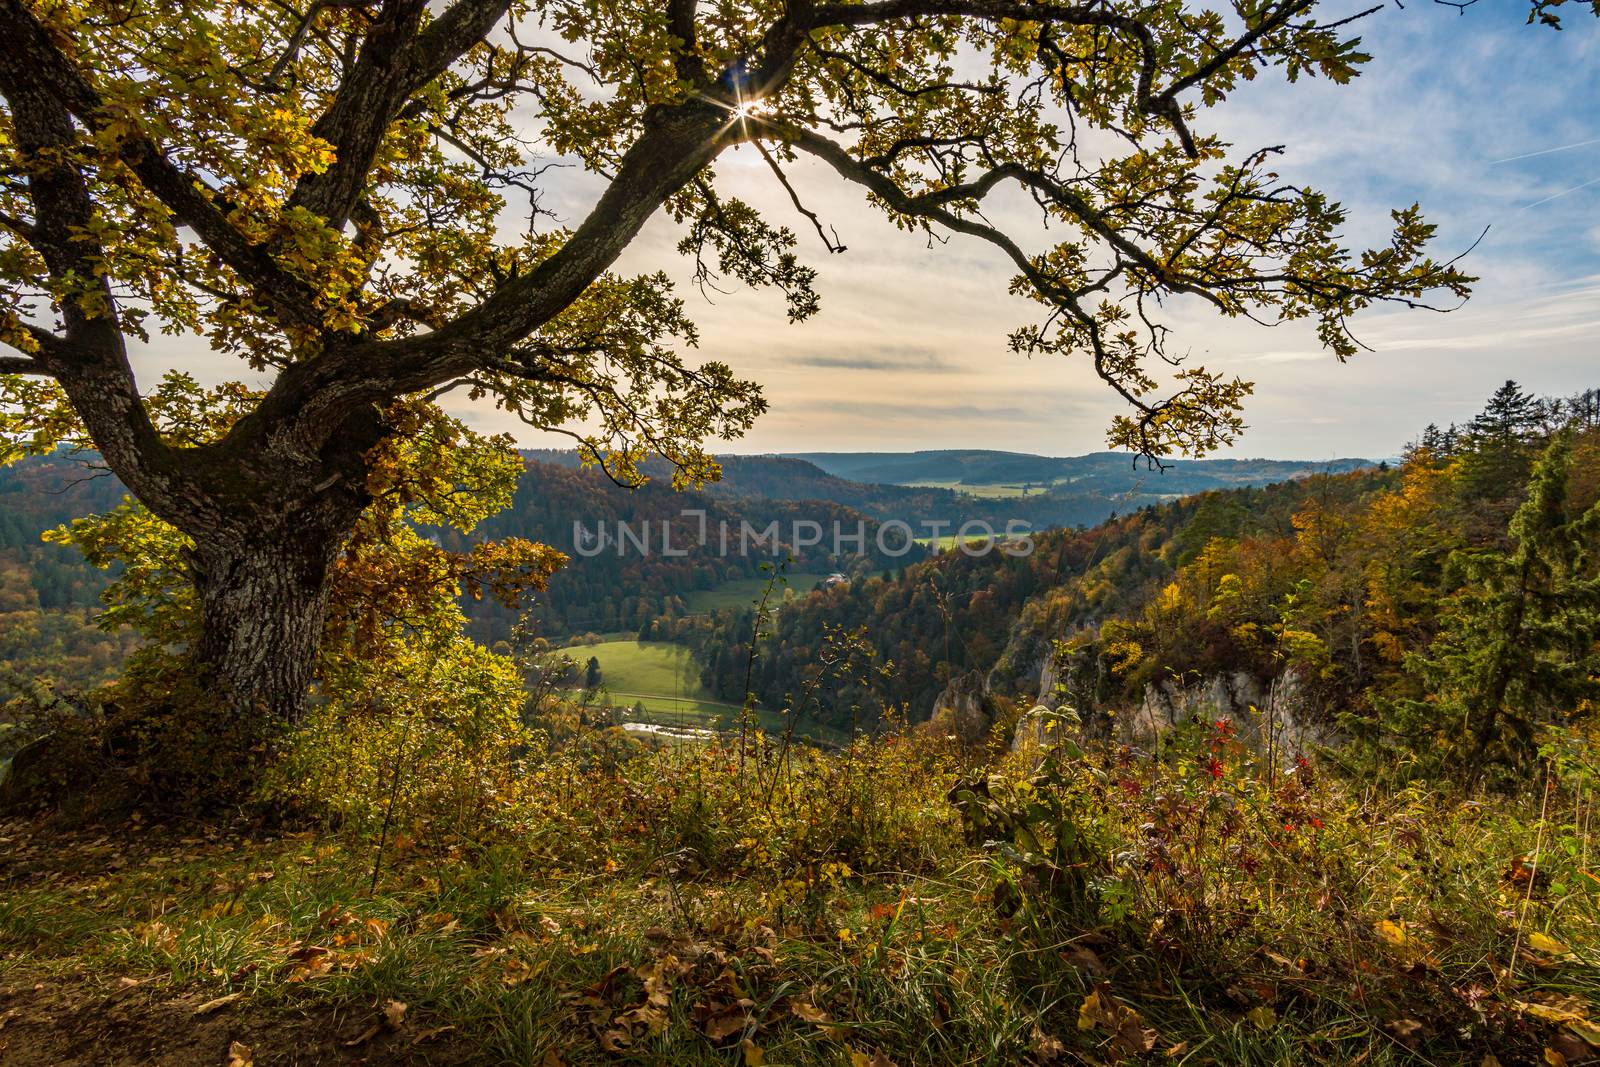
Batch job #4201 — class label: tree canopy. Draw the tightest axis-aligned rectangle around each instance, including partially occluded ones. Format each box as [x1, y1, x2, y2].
[0, 0, 1575, 736]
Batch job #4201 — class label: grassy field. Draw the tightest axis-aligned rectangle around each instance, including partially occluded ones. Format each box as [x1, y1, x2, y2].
[560, 638, 842, 741]
[915, 532, 1030, 550]
[904, 479, 1046, 498]
[682, 572, 829, 613]
[572, 638, 706, 699]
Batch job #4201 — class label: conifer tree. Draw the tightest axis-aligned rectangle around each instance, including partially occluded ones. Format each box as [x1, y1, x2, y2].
[1395, 429, 1600, 786]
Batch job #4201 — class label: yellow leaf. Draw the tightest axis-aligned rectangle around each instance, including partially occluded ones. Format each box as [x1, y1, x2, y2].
[1569, 1019, 1600, 1048]
[740, 1039, 766, 1065]
[1374, 920, 1411, 948]
[1077, 989, 1103, 1031]
[1246, 1005, 1276, 1029]
[1528, 932, 1571, 956]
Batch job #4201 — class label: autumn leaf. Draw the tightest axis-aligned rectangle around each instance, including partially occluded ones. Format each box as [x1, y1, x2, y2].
[1527, 932, 1571, 957]
[789, 997, 830, 1024]
[1078, 985, 1158, 1060]
[1374, 919, 1412, 948]
[1245, 1005, 1277, 1030]
[193, 992, 242, 1016]
[1030, 1024, 1067, 1063]
[225, 1041, 252, 1067]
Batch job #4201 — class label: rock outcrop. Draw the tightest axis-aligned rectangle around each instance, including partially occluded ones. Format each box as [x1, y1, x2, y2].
[1126, 666, 1333, 760]
[925, 669, 1005, 746]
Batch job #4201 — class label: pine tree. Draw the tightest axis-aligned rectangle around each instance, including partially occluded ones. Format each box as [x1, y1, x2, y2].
[1395, 430, 1600, 786]
[1469, 380, 1543, 450]
[1459, 381, 1544, 506]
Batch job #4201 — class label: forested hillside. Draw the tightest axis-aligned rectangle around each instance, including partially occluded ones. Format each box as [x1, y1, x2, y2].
[0, 454, 140, 687]
[697, 383, 1600, 786]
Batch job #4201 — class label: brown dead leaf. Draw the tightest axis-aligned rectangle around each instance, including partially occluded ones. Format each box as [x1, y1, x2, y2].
[1550, 1033, 1595, 1064]
[614, 1002, 668, 1037]
[694, 996, 753, 1042]
[702, 1008, 747, 1041]
[1077, 985, 1157, 1060]
[342, 1024, 381, 1047]
[1059, 944, 1108, 977]
[1030, 1023, 1066, 1063]
[411, 1025, 456, 1045]
[637, 955, 679, 1009]
[790, 997, 830, 1024]
[194, 992, 243, 1017]
[286, 953, 334, 982]
[383, 998, 407, 1030]
[847, 1050, 898, 1067]
[225, 1041, 252, 1067]
[1385, 1018, 1425, 1048]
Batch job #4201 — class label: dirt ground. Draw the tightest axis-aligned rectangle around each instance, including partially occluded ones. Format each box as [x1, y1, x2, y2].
[0, 975, 488, 1067]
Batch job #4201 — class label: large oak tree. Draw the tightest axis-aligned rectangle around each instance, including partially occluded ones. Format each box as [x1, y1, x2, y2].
[0, 0, 1564, 732]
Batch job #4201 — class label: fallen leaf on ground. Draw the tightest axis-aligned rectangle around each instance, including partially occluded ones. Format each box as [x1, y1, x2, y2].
[1385, 1018, 1424, 1047]
[225, 1041, 252, 1067]
[412, 1025, 456, 1045]
[790, 998, 829, 1024]
[1528, 932, 1571, 956]
[342, 1024, 381, 1047]
[1374, 920, 1412, 948]
[1030, 1023, 1066, 1062]
[383, 998, 407, 1029]
[194, 992, 242, 1016]
[1246, 1005, 1277, 1030]
[1078, 985, 1158, 1059]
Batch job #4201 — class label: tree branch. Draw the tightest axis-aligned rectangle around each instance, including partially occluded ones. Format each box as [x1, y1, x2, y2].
[235, 99, 737, 458]
[0, 355, 52, 375]
[288, 0, 514, 227]
[0, 0, 326, 332]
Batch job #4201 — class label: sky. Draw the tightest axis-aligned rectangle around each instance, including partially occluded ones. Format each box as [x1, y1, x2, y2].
[130, 2, 1600, 461]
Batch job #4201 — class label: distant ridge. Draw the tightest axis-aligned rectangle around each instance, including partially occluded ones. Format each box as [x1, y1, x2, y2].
[785, 449, 1372, 494]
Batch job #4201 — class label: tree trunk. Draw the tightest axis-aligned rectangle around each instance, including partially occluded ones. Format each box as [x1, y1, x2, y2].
[189, 530, 343, 727]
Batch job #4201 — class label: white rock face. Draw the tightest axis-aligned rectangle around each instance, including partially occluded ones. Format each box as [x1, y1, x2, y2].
[1127, 666, 1333, 761]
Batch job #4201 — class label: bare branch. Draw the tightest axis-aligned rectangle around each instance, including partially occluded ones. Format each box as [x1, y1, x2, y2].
[753, 141, 847, 253]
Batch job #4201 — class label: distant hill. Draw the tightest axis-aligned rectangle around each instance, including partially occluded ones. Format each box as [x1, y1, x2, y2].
[787, 449, 1373, 496]
[523, 448, 1376, 535]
